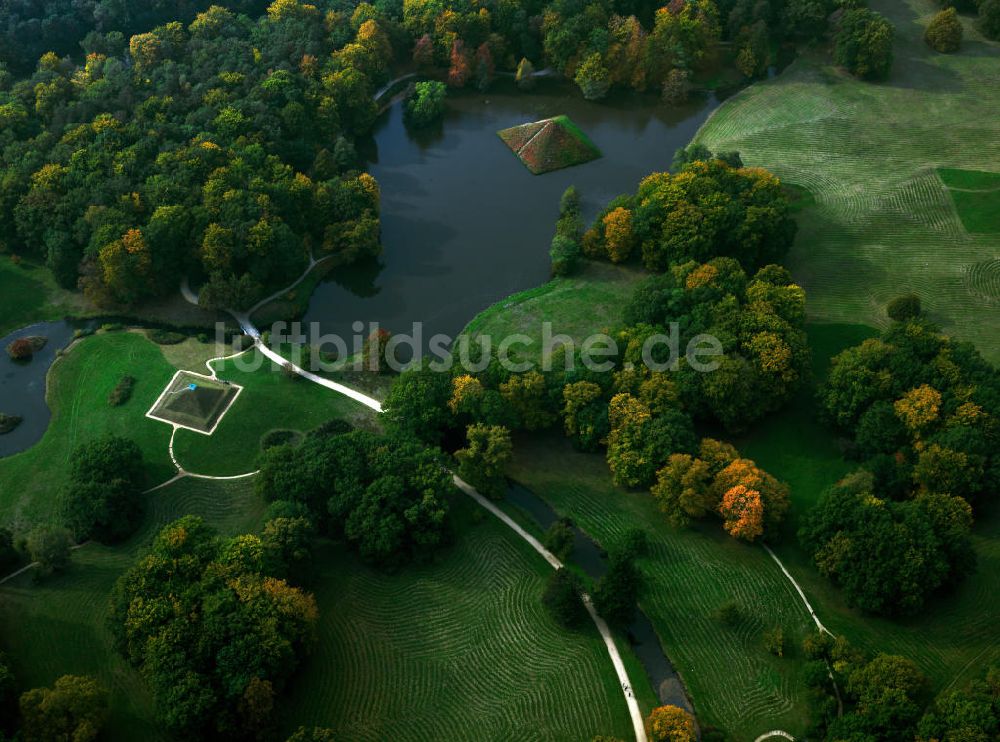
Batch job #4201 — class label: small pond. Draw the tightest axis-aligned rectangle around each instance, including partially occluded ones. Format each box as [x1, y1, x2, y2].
[303, 78, 721, 349]
[0, 321, 78, 459]
[506, 481, 695, 714]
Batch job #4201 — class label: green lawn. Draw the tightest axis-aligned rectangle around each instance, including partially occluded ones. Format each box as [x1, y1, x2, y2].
[694, 0, 1000, 360]
[944, 186, 1000, 235]
[735, 323, 877, 517]
[0, 476, 268, 742]
[0, 258, 78, 338]
[508, 436, 816, 740]
[461, 260, 646, 367]
[2, 476, 635, 742]
[279, 494, 634, 742]
[732, 323, 1000, 698]
[170, 349, 379, 476]
[0, 332, 178, 527]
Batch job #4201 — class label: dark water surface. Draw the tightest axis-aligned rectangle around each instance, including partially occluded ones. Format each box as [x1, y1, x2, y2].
[506, 480, 694, 714]
[0, 321, 77, 458]
[303, 79, 719, 348]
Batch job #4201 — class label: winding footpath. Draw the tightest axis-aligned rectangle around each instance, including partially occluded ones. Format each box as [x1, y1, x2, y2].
[175, 263, 835, 741]
[180, 276, 646, 738]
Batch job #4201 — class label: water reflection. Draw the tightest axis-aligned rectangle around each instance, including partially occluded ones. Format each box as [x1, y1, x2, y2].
[306, 78, 720, 350]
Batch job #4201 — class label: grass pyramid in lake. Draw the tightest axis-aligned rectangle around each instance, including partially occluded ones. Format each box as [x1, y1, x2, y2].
[498, 115, 601, 175]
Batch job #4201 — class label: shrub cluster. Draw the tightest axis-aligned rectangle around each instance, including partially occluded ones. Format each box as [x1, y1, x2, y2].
[107, 375, 135, 406]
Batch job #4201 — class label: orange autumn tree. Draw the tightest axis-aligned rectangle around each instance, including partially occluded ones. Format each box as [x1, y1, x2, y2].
[647, 704, 696, 741]
[720, 484, 764, 541]
[650, 439, 789, 542]
[712, 457, 790, 540]
[447, 39, 470, 87]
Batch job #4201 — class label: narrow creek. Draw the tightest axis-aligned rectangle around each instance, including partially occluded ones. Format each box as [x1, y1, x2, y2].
[505, 481, 695, 715]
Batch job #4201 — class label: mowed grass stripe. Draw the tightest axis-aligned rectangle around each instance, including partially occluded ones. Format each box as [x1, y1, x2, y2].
[508, 436, 815, 740]
[279, 497, 632, 742]
[0, 476, 268, 742]
[695, 0, 1000, 359]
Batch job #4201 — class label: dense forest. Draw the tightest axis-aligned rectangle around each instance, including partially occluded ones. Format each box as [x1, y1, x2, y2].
[0, 0, 899, 313]
[0, 1, 385, 310]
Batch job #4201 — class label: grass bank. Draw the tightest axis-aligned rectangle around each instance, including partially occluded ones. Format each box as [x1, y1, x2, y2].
[0, 476, 268, 741]
[462, 260, 646, 366]
[694, 0, 1000, 360]
[0, 331, 180, 527]
[280, 494, 635, 741]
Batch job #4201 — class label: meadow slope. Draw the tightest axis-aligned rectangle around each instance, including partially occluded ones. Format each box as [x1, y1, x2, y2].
[695, 0, 1000, 360]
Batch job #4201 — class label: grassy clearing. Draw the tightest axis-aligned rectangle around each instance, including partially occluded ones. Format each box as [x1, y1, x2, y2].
[0, 332, 178, 528]
[0, 258, 80, 338]
[734, 324, 1000, 698]
[938, 168, 1000, 234]
[938, 167, 1000, 190]
[509, 436, 816, 741]
[279, 494, 633, 741]
[0, 476, 267, 742]
[462, 260, 646, 366]
[694, 0, 1000, 360]
[735, 323, 877, 517]
[170, 349, 378, 476]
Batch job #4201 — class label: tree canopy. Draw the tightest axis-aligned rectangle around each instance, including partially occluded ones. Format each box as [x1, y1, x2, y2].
[799, 470, 975, 616]
[18, 674, 108, 742]
[63, 434, 144, 542]
[0, 1, 384, 309]
[109, 516, 318, 737]
[583, 160, 797, 273]
[257, 426, 453, 566]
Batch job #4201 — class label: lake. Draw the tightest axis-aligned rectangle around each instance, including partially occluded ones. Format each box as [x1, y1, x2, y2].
[0, 321, 78, 458]
[302, 78, 720, 350]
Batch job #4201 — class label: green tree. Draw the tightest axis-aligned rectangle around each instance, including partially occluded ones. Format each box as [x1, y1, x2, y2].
[109, 517, 318, 736]
[799, 471, 973, 616]
[455, 424, 513, 499]
[261, 516, 315, 582]
[19, 675, 108, 742]
[844, 654, 929, 740]
[562, 381, 610, 451]
[383, 364, 453, 444]
[542, 567, 586, 628]
[835, 8, 895, 80]
[651, 453, 714, 528]
[979, 0, 1000, 40]
[886, 293, 921, 321]
[63, 435, 144, 543]
[574, 52, 611, 100]
[404, 80, 447, 128]
[925, 8, 963, 52]
[593, 553, 639, 627]
[0, 651, 15, 735]
[543, 518, 576, 561]
[917, 669, 1000, 742]
[25, 525, 73, 576]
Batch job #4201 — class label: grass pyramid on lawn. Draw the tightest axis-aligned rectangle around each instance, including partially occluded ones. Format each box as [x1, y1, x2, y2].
[498, 115, 601, 175]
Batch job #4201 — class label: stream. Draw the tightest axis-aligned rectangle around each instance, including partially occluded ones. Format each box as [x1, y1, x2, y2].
[505, 481, 695, 714]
